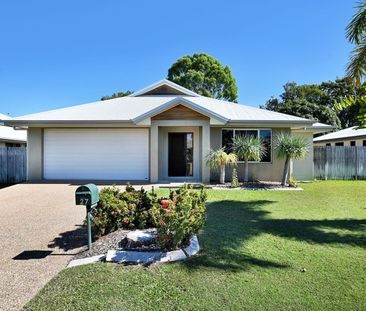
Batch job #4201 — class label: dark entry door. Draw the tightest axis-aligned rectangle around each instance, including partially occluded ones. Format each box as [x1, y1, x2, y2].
[168, 133, 193, 177]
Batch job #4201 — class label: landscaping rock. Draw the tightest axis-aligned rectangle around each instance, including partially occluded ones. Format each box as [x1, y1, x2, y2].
[183, 235, 200, 257]
[119, 229, 158, 250]
[106, 250, 162, 264]
[159, 249, 187, 263]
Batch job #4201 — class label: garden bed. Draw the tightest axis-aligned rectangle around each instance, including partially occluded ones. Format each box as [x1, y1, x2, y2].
[69, 184, 206, 267]
[207, 181, 303, 190]
[69, 228, 199, 267]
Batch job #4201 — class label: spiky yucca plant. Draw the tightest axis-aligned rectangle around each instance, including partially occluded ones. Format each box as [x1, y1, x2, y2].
[232, 135, 266, 183]
[274, 133, 309, 186]
[206, 148, 237, 184]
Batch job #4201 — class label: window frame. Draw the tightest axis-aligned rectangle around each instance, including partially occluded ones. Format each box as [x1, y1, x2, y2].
[221, 128, 273, 164]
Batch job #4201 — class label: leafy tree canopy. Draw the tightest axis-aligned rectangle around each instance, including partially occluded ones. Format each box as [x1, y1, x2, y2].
[262, 78, 366, 129]
[167, 53, 238, 102]
[101, 90, 133, 101]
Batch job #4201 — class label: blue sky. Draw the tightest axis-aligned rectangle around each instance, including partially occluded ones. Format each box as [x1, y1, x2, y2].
[0, 0, 355, 116]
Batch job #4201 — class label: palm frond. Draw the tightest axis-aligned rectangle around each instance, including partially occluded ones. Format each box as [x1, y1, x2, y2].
[274, 133, 309, 160]
[232, 135, 266, 161]
[334, 95, 366, 128]
[346, 1, 366, 44]
[205, 148, 237, 169]
[346, 37, 366, 86]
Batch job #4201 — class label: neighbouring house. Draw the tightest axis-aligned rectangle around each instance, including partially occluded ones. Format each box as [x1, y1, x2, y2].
[314, 127, 366, 147]
[4, 80, 332, 183]
[0, 113, 27, 147]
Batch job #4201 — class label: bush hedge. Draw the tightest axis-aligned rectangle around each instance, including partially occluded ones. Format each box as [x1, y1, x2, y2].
[93, 184, 207, 250]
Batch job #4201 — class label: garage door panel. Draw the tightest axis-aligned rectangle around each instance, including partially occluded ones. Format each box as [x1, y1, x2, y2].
[43, 129, 149, 180]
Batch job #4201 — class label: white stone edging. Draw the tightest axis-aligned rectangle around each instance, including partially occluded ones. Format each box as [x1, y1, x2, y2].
[67, 235, 200, 268]
[67, 254, 105, 268]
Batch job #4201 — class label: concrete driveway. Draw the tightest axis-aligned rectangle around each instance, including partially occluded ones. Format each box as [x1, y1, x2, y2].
[0, 183, 86, 311]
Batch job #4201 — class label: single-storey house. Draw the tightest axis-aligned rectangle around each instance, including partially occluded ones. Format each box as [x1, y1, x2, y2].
[314, 126, 366, 147]
[0, 113, 27, 147]
[4, 80, 332, 183]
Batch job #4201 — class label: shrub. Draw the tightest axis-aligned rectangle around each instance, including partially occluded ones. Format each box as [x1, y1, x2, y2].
[231, 168, 240, 188]
[92, 184, 207, 250]
[288, 177, 298, 188]
[93, 185, 154, 235]
[151, 185, 207, 250]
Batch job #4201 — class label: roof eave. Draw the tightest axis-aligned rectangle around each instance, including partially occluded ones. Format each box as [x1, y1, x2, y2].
[3, 120, 135, 127]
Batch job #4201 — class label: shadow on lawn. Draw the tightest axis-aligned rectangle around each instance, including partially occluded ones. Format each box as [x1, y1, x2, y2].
[184, 200, 366, 272]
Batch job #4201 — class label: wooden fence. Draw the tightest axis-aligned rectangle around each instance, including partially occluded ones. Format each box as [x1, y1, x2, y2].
[0, 147, 27, 183]
[314, 146, 366, 180]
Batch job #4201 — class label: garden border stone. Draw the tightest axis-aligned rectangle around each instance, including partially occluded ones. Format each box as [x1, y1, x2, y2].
[67, 235, 200, 267]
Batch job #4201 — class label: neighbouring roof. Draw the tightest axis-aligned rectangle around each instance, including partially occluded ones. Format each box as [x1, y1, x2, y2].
[0, 113, 11, 120]
[0, 114, 27, 143]
[4, 80, 322, 127]
[314, 126, 366, 142]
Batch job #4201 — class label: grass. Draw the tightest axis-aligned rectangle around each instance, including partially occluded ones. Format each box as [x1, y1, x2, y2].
[24, 181, 366, 311]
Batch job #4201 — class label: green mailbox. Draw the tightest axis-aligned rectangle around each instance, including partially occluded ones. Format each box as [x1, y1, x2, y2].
[75, 184, 99, 207]
[75, 183, 99, 250]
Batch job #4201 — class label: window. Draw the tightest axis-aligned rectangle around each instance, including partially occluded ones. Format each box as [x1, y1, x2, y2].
[350, 141, 356, 146]
[326, 143, 331, 146]
[335, 142, 344, 146]
[221, 129, 272, 163]
[363, 140, 366, 147]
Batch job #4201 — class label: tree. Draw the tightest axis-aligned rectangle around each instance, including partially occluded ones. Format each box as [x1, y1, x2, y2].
[167, 53, 238, 102]
[346, 1, 366, 86]
[334, 95, 366, 128]
[274, 133, 309, 186]
[101, 90, 133, 101]
[264, 82, 342, 128]
[320, 77, 365, 128]
[232, 135, 266, 183]
[333, 1, 366, 128]
[205, 148, 237, 184]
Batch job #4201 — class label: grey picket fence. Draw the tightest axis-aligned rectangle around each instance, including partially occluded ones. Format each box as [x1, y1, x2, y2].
[0, 147, 27, 183]
[314, 146, 366, 180]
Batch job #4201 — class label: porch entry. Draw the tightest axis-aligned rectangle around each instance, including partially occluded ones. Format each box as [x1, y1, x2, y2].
[168, 132, 193, 177]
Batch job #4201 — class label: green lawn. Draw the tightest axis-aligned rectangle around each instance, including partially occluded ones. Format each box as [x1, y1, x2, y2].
[25, 181, 366, 311]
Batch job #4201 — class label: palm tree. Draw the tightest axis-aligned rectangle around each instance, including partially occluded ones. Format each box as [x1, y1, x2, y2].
[206, 148, 237, 184]
[232, 135, 266, 183]
[274, 133, 309, 186]
[333, 1, 366, 128]
[346, 1, 366, 86]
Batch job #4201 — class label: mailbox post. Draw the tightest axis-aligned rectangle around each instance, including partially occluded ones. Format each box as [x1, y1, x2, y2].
[75, 184, 100, 250]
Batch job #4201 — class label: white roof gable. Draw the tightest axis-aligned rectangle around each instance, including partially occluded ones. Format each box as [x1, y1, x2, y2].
[314, 126, 366, 142]
[130, 80, 199, 97]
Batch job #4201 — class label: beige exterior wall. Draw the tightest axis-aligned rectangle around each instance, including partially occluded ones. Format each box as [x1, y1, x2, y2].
[292, 131, 314, 181]
[210, 127, 314, 182]
[26, 125, 313, 183]
[314, 137, 366, 147]
[27, 128, 43, 181]
[210, 127, 288, 182]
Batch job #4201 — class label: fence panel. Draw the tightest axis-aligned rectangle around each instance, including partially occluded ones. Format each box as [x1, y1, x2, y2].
[314, 146, 366, 180]
[0, 147, 27, 183]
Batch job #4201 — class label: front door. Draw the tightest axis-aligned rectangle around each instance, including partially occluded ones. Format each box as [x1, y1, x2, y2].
[168, 133, 193, 177]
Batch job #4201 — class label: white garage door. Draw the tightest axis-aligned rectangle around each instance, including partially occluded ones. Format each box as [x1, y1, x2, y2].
[43, 129, 149, 180]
